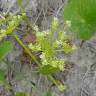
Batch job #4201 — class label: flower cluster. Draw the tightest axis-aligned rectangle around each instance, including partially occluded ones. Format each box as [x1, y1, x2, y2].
[28, 17, 76, 74]
[0, 13, 26, 41]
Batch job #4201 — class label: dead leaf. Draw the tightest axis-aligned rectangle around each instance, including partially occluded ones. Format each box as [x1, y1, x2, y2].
[23, 32, 36, 44]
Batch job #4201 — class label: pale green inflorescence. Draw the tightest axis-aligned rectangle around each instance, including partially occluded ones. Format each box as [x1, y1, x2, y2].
[58, 84, 66, 92]
[28, 17, 76, 72]
[0, 12, 26, 41]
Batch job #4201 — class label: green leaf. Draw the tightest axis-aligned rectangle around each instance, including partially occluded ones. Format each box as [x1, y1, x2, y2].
[78, 0, 96, 25]
[0, 41, 13, 60]
[0, 69, 9, 86]
[39, 65, 59, 75]
[44, 91, 53, 96]
[16, 91, 25, 96]
[41, 38, 54, 58]
[64, 0, 96, 40]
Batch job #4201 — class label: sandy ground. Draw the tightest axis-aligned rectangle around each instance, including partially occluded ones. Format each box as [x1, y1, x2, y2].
[0, 0, 96, 96]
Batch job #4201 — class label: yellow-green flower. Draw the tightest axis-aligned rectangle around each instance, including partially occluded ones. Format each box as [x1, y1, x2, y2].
[33, 25, 39, 32]
[51, 17, 59, 30]
[58, 84, 66, 92]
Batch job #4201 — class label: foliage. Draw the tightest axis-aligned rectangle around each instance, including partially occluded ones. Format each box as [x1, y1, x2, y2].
[0, 69, 10, 87]
[44, 90, 53, 96]
[0, 2, 77, 94]
[0, 41, 13, 60]
[0, 13, 26, 40]
[28, 17, 76, 75]
[64, 0, 96, 40]
[0, 13, 26, 94]
[16, 91, 25, 96]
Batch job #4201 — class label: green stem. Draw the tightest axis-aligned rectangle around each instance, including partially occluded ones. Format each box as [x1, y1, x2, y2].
[28, 87, 32, 96]
[48, 75, 59, 87]
[12, 32, 40, 66]
[13, 33, 62, 91]
[17, 0, 25, 13]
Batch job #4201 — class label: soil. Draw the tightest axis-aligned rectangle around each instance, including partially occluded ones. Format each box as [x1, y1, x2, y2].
[0, 0, 96, 96]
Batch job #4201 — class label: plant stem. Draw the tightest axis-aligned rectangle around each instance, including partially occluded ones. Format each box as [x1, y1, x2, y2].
[48, 75, 59, 87]
[12, 32, 40, 66]
[13, 33, 63, 91]
[28, 87, 32, 96]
